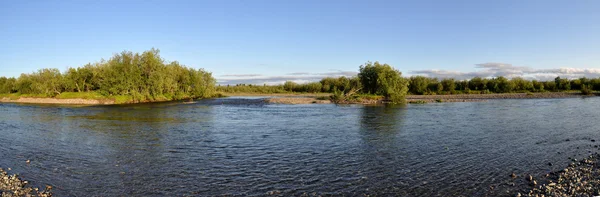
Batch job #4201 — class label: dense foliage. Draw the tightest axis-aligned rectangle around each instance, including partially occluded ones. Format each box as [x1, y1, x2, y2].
[0, 49, 215, 103]
[404, 76, 600, 95]
[358, 61, 409, 103]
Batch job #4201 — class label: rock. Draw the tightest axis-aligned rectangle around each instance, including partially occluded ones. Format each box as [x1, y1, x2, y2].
[266, 190, 281, 195]
[0, 167, 52, 196]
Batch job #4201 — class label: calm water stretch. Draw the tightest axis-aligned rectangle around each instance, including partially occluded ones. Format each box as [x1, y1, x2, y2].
[1, 97, 600, 196]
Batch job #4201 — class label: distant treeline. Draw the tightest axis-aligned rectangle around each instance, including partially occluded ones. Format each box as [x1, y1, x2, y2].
[219, 63, 599, 102]
[220, 75, 599, 95]
[219, 61, 408, 103]
[404, 75, 598, 95]
[0, 49, 215, 102]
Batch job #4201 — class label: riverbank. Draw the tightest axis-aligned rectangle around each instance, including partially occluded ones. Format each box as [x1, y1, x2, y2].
[0, 97, 115, 105]
[264, 92, 593, 105]
[0, 168, 52, 197]
[0, 92, 593, 105]
[0, 92, 225, 105]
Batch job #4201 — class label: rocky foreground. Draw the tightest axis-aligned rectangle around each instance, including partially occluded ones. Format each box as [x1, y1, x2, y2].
[517, 154, 600, 197]
[0, 168, 52, 197]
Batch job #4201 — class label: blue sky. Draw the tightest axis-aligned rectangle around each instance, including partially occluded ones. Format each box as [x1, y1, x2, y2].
[1, 0, 600, 84]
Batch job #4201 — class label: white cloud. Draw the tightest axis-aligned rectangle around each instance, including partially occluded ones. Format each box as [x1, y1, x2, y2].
[411, 63, 600, 81]
[217, 71, 357, 85]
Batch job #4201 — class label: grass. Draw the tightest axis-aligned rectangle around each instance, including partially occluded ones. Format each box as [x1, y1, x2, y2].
[0, 93, 46, 100]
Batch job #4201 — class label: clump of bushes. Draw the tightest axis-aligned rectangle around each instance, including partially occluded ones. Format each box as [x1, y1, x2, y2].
[581, 84, 594, 95]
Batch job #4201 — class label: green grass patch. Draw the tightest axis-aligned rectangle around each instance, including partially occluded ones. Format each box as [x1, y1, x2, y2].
[112, 95, 132, 104]
[0, 93, 47, 100]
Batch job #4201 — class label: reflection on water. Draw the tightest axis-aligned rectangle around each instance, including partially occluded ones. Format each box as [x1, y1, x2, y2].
[1, 97, 600, 196]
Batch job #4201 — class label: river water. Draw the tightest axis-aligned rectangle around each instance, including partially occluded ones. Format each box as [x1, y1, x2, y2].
[1, 97, 599, 196]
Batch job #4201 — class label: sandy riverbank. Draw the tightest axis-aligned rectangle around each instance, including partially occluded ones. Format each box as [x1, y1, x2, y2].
[0, 97, 114, 105]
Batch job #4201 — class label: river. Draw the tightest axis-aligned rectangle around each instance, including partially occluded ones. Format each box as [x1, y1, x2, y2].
[1, 97, 599, 196]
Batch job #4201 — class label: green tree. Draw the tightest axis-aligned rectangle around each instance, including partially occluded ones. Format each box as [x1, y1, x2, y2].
[409, 76, 429, 95]
[358, 61, 409, 103]
[441, 78, 456, 92]
[283, 81, 296, 91]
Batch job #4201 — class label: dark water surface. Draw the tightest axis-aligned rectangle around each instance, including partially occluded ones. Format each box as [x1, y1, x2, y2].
[1, 97, 600, 196]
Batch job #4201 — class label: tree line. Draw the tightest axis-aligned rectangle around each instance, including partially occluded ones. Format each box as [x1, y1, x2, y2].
[3, 53, 598, 104]
[0, 49, 216, 102]
[218, 62, 600, 103]
[405, 75, 600, 95]
[218, 61, 409, 103]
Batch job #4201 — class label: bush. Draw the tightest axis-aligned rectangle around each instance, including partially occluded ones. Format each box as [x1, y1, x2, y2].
[581, 84, 593, 95]
[330, 88, 345, 103]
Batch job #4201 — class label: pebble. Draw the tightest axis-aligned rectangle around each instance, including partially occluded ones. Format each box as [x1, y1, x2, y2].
[518, 153, 600, 196]
[0, 167, 52, 196]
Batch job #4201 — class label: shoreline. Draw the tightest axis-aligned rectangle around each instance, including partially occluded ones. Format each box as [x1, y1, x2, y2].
[0, 95, 215, 106]
[1, 92, 594, 106]
[265, 92, 595, 105]
[511, 153, 600, 196]
[0, 168, 52, 196]
[0, 97, 115, 105]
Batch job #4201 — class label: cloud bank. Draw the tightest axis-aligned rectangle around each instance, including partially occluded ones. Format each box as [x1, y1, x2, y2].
[218, 63, 600, 85]
[217, 70, 358, 85]
[411, 63, 600, 81]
